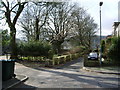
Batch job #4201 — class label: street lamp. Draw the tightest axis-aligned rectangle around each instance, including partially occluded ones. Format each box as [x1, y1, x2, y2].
[99, 2, 103, 66]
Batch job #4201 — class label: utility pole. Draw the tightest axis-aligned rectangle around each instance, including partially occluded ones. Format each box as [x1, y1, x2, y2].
[99, 2, 103, 66]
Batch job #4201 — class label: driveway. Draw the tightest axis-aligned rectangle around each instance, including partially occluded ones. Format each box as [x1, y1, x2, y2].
[14, 58, 119, 88]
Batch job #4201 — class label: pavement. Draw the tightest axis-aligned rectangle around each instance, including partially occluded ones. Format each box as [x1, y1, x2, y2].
[83, 66, 120, 75]
[2, 75, 28, 90]
[1, 55, 28, 90]
[2, 57, 120, 89]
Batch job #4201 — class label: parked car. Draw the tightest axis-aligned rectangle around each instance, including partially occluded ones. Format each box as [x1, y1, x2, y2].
[88, 52, 98, 60]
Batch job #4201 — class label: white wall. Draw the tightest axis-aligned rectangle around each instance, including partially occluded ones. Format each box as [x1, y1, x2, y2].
[118, 1, 120, 21]
[118, 24, 120, 36]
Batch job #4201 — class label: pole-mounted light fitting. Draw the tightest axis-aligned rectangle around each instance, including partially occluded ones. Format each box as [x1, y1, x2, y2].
[99, 2, 103, 6]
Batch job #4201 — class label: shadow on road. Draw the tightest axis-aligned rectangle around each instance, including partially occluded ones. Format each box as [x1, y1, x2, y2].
[54, 57, 84, 69]
[17, 57, 84, 70]
[2, 78, 37, 89]
[15, 57, 119, 88]
[12, 82, 37, 89]
[36, 68, 119, 88]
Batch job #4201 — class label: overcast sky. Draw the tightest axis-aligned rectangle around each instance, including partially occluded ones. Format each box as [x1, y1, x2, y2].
[0, 0, 119, 38]
[72, 0, 119, 36]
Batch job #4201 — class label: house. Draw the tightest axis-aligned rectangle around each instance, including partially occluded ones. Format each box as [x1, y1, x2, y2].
[113, 22, 120, 37]
[106, 35, 112, 39]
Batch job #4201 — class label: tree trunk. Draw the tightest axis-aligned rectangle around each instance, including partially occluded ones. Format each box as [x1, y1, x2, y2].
[10, 26, 18, 59]
[35, 17, 39, 41]
[2, 1, 27, 59]
[52, 39, 64, 54]
[57, 44, 62, 54]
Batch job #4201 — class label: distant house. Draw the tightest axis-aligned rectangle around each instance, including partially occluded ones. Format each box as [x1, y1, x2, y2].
[106, 35, 112, 39]
[113, 22, 120, 37]
[91, 35, 106, 49]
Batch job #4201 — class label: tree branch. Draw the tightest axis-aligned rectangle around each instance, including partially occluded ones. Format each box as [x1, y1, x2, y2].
[13, 2, 27, 25]
[1, 1, 8, 9]
[10, 2, 27, 12]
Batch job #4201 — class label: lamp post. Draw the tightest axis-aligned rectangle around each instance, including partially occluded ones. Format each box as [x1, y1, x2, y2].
[99, 2, 103, 66]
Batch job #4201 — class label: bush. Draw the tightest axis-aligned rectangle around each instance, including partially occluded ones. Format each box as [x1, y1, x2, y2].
[59, 56, 65, 64]
[84, 60, 100, 67]
[52, 53, 80, 66]
[45, 59, 54, 67]
[53, 57, 59, 65]
[17, 41, 53, 58]
[106, 37, 112, 44]
[48, 50, 54, 59]
[84, 55, 100, 67]
[66, 55, 70, 62]
[101, 40, 105, 53]
[75, 53, 80, 59]
[107, 37, 120, 64]
[102, 37, 113, 60]
[71, 54, 75, 60]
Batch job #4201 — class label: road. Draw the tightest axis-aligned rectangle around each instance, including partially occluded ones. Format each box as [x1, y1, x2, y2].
[14, 57, 119, 88]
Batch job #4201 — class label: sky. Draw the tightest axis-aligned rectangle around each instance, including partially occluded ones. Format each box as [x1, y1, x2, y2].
[0, 0, 119, 39]
[72, 0, 119, 36]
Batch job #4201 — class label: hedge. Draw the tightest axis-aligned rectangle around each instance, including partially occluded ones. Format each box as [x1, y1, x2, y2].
[107, 37, 120, 64]
[46, 53, 81, 67]
[17, 41, 54, 59]
[84, 55, 100, 67]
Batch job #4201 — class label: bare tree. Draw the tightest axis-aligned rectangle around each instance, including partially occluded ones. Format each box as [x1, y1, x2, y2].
[0, 0, 27, 59]
[19, 2, 74, 53]
[70, 5, 97, 50]
[19, 2, 53, 41]
[46, 2, 75, 53]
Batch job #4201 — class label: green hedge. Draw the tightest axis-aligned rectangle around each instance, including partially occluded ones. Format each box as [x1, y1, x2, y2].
[84, 55, 100, 67]
[17, 41, 54, 59]
[45, 59, 54, 67]
[75, 53, 80, 59]
[48, 53, 81, 66]
[66, 55, 71, 62]
[71, 54, 75, 60]
[101, 40, 105, 53]
[53, 57, 59, 65]
[107, 37, 120, 64]
[59, 56, 65, 64]
[84, 60, 100, 67]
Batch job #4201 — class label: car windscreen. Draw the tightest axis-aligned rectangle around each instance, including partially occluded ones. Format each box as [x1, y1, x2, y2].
[89, 53, 97, 57]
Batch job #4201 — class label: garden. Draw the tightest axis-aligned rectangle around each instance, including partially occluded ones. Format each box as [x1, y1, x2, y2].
[84, 36, 120, 67]
[1, 1, 119, 69]
[16, 41, 85, 67]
